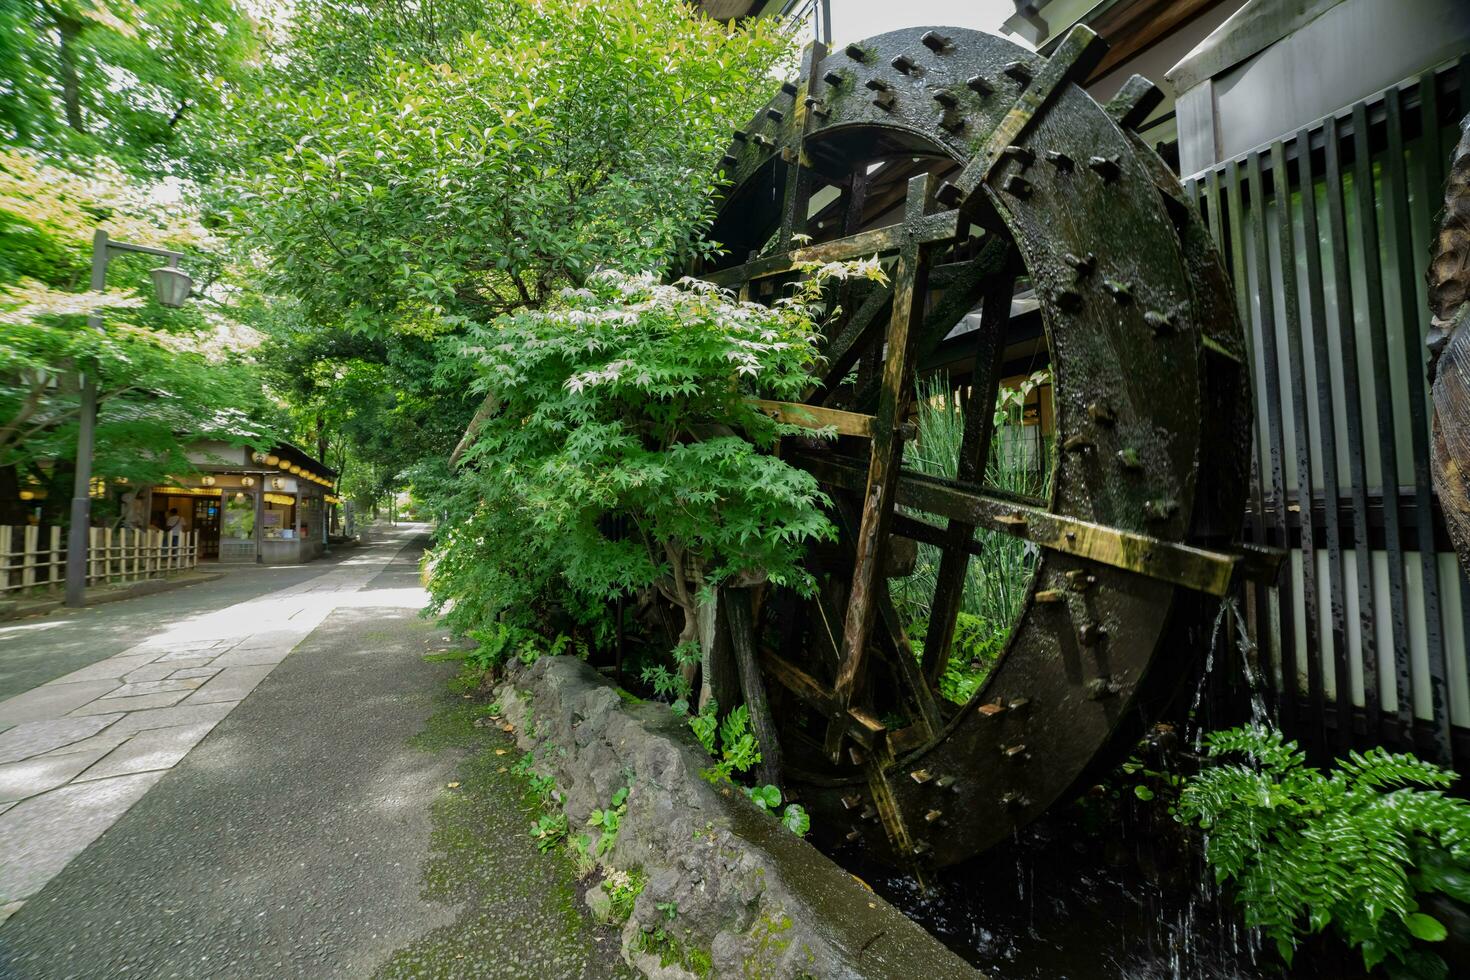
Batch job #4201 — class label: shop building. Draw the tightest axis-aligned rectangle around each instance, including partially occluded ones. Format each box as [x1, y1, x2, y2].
[139, 441, 339, 565]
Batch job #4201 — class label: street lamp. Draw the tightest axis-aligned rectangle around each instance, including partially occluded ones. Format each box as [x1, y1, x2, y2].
[65, 229, 194, 607]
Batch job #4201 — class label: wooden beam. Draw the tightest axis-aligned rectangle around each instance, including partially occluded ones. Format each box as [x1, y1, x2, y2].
[829, 174, 938, 760]
[759, 649, 886, 749]
[800, 452, 1240, 597]
[745, 398, 876, 438]
[702, 208, 961, 288]
[874, 583, 944, 738]
[922, 269, 1015, 684]
[723, 587, 783, 788]
[948, 25, 1108, 205]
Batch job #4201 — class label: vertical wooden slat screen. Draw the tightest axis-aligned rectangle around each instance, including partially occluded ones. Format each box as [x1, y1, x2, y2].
[1186, 57, 1470, 767]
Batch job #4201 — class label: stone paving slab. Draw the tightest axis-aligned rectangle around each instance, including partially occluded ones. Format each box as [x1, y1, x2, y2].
[181, 666, 273, 706]
[0, 716, 124, 765]
[101, 678, 204, 700]
[0, 681, 125, 729]
[0, 748, 112, 803]
[75, 724, 213, 783]
[0, 772, 165, 902]
[41, 655, 157, 688]
[0, 531, 419, 911]
[69, 690, 192, 715]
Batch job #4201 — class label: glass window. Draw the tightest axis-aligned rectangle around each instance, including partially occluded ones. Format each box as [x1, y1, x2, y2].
[222, 491, 255, 540]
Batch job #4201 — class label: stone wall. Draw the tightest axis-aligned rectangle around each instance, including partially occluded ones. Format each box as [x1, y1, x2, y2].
[494, 656, 978, 979]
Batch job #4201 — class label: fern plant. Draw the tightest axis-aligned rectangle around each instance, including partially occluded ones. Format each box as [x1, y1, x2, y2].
[1178, 725, 1470, 977]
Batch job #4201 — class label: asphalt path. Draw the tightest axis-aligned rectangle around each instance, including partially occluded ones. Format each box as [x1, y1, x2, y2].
[0, 530, 628, 978]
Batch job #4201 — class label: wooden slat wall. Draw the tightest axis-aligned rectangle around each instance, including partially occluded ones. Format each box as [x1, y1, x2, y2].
[1187, 56, 1470, 767]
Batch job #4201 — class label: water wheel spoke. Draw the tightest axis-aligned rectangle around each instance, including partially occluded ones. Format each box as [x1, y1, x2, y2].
[873, 581, 944, 738]
[799, 451, 1238, 596]
[922, 266, 1018, 684]
[829, 173, 940, 763]
[846, 238, 1007, 411]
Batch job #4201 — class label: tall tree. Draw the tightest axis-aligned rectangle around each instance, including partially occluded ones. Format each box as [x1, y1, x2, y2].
[0, 0, 260, 175]
[224, 0, 791, 498]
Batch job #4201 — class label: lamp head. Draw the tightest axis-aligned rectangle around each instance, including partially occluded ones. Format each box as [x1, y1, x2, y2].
[149, 266, 194, 308]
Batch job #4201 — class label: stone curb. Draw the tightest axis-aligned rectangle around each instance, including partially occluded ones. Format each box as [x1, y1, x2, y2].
[496, 656, 980, 980]
[0, 572, 226, 623]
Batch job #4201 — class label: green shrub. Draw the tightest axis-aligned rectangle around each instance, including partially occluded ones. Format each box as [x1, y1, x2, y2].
[434, 264, 882, 693]
[1178, 724, 1470, 977]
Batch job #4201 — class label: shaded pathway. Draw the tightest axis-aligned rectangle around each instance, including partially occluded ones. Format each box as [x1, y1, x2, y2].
[0, 529, 631, 978]
[0, 549, 372, 701]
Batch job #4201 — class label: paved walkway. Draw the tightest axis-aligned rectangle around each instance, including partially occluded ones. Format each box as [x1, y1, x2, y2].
[0, 525, 631, 979]
[0, 528, 423, 916]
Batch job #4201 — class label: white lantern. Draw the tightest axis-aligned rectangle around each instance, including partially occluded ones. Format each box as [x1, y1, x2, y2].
[271, 477, 285, 491]
[241, 476, 256, 488]
[252, 451, 267, 464]
[200, 475, 216, 487]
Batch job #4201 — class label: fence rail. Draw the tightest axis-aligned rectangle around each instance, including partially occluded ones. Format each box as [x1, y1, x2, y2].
[1, 525, 200, 594]
[1184, 53, 1470, 768]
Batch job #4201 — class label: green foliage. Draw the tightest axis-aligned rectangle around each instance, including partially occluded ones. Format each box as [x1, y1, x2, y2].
[742, 783, 811, 838]
[223, 0, 790, 335]
[464, 622, 582, 673]
[781, 803, 810, 838]
[698, 704, 762, 785]
[0, 148, 272, 512]
[893, 372, 1052, 704]
[429, 265, 877, 660]
[529, 811, 568, 854]
[587, 785, 631, 858]
[1, 0, 260, 176]
[744, 784, 782, 811]
[642, 642, 703, 702]
[689, 699, 720, 756]
[603, 867, 647, 924]
[1178, 725, 1470, 976]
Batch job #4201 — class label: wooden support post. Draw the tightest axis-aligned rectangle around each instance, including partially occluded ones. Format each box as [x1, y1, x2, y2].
[828, 173, 941, 761]
[723, 587, 783, 788]
[922, 270, 1015, 684]
[48, 525, 61, 589]
[21, 524, 37, 589]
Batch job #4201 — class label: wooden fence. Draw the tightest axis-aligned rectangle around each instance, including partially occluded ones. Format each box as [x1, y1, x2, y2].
[1184, 54, 1470, 767]
[1, 525, 200, 594]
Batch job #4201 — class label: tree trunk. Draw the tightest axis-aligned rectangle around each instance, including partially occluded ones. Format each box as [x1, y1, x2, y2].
[55, 15, 87, 135]
[0, 466, 25, 525]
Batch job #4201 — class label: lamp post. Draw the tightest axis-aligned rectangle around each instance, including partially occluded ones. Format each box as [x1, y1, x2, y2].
[65, 229, 194, 607]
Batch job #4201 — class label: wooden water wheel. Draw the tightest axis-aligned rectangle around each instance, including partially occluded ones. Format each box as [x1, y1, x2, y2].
[693, 25, 1253, 869]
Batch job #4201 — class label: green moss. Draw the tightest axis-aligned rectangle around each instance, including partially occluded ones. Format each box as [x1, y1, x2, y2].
[406, 699, 481, 751]
[614, 687, 642, 704]
[631, 925, 714, 979]
[376, 691, 635, 978]
[743, 911, 797, 977]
